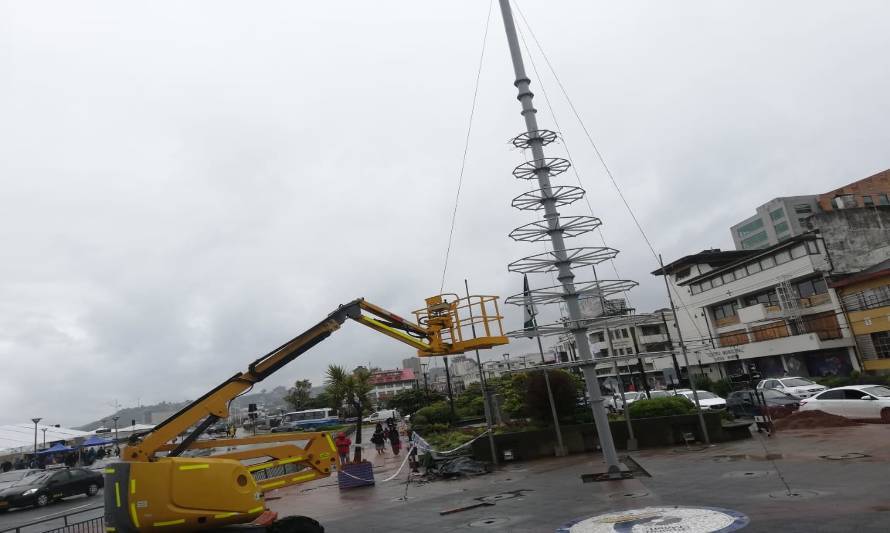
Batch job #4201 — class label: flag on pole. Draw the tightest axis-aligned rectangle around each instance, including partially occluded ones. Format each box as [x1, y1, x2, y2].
[523, 274, 537, 338]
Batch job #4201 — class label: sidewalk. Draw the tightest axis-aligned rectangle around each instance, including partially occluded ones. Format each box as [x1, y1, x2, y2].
[266, 424, 890, 532]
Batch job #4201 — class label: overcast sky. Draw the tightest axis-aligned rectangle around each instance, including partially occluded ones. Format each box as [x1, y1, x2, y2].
[2, 1, 889, 427]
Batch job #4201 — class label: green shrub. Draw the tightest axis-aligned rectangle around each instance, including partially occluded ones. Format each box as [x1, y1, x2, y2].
[628, 396, 694, 419]
[411, 401, 456, 431]
[425, 429, 481, 450]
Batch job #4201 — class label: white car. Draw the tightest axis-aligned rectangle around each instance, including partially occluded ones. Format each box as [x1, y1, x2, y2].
[799, 385, 890, 421]
[756, 377, 826, 399]
[674, 390, 727, 410]
[363, 409, 399, 423]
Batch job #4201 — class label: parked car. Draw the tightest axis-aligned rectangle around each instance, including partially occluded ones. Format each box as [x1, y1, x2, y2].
[726, 389, 800, 419]
[0, 470, 40, 491]
[363, 409, 399, 423]
[0, 468, 103, 511]
[756, 377, 826, 399]
[673, 390, 727, 410]
[799, 385, 890, 421]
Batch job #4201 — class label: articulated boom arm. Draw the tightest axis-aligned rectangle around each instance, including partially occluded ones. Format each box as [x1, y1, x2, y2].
[124, 296, 507, 463]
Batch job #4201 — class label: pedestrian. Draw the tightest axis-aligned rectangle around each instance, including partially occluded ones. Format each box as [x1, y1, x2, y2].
[334, 431, 352, 464]
[371, 423, 386, 456]
[387, 424, 401, 456]
[407, 430, 420, 473]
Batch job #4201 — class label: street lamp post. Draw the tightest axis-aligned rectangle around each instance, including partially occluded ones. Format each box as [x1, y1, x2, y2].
[112, 416, 120, 455]
[502, 353, 511, 372]
[31, 418, 41, 457]
[421, 362, 430, 405]
[41, 428, 48, 448]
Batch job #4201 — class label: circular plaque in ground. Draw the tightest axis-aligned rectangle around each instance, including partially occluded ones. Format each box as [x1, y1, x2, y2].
[820, 452, 870, 460]
[557, 506, 749, 532]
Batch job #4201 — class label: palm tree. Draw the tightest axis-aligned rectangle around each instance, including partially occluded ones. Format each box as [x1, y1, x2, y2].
[325, 364, 373, 463]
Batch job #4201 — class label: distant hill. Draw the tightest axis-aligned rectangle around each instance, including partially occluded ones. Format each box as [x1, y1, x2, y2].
[75, 385, 297, 431]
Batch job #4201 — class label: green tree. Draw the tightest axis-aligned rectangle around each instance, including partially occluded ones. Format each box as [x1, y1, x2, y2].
[283, 379, 313, 411]
[325, 365, 373, 462]
[304, 390, 334, 410]
[454, 383, 485, 418]
[525, 370, 579, 424]
[385, 388, 444, 416]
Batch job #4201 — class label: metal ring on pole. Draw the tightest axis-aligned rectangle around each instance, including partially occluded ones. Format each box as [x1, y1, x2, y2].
[512, 157, 571, 180]
[504, 279, 639, 306]
[509, 215, 601, 242]
[507, 246, 619, 274]
[512, 186, 585, 211]
[510, 129, 559, 149]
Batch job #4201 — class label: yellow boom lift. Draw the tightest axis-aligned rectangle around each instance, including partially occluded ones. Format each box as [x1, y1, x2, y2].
[104, 295, 507, 532]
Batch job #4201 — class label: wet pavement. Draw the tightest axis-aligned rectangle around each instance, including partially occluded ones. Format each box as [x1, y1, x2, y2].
[265, 423, 890, 532]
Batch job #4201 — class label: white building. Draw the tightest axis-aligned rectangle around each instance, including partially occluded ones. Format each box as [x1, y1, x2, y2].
[653, 234, 858, 380]
[369, 368, 417, 404]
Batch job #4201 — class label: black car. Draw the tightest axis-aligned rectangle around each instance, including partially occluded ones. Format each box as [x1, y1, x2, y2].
[0, 470, 41, 492]
[0, 468, 103, 510]
[726, 389, 800, 419]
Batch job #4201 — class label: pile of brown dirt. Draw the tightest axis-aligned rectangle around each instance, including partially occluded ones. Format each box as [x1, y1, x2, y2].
[773, 410, 862, 430]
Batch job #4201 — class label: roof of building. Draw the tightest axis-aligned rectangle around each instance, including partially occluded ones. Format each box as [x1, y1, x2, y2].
[829, 258, 890, 289]
[651, 249, 756, 276]
[369, 368, 416, 385]
[0, 424, 91, 454]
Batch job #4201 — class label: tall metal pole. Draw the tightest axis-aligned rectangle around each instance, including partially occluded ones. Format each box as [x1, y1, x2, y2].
[31, 417, 41, 456]
[465, 280, 499, 466]
[661, 311, 683, 385]
[658, 254, 710, 445]
[497, 0, 621, 474]
[443, 357, 456, 419]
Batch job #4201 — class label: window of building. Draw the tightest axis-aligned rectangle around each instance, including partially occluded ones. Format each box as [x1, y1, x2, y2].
[806, 240, 820, 254]
[675, 267, 691, 280]
[769, 208, 785, 221]
[590, 331, 605, 343]
[794, 204, 813, 214]
[774, 221, 790, 236]
[712, 301, 739, 320]
[722, 272, 735, 284]
[616, 347, 624, 355]
[863, 195, 875, 207]
[734, 267, 747, 280]
[640, 325, 662, 336]
[832, 194, 856, 209]
[873, 331, 890, 359]
[691, 284, 702, 295]
[621, 329, 629, 339]
[802, 312, 841, 340]
[879, 193, 890, 206]
[712, 276, 724, 287]
[702, 279, 713, 290]
[744, 290, 780, 307]
[790, 244, 807, 259]
[737, 218, 764, 238]
[760, 256, 776, 269]
[797, 217, 811, 228]
[775, 250, 792, 264]
[795, 278, 827, 298]
[746, 262, 762, 275]
[719, 329, 749, 347]
[626, 347, 634, 354]
[741, 231, 769, 249]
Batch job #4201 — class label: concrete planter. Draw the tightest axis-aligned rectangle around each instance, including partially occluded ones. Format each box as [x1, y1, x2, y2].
[337, 460, 375, 489]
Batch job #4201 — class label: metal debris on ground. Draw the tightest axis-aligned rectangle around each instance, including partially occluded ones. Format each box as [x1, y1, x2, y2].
[426, 455, 491, 479]
[439, 502, 495, 515]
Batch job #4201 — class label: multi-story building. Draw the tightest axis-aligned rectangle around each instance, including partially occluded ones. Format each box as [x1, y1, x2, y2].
[369, 368, 417, 404]
[654, 234, 859, 380]
[730, 196, 821, 250]
[832, 259, 890, 373]
[481, 354, 538, 381]
[816, 169, 890, 211]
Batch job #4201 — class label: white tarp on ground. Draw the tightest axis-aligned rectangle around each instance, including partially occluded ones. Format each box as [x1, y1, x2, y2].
[0, 423, 91, 454]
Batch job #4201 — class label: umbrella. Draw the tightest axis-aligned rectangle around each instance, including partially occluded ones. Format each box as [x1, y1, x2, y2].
[80, 435, 112, 447]
[37, 442, 74, 455]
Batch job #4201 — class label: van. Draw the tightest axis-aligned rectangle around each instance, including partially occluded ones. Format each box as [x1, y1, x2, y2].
[363, 409, 398, 423]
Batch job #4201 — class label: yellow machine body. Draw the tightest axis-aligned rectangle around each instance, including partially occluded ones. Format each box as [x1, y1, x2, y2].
[105, 296, 507, 531]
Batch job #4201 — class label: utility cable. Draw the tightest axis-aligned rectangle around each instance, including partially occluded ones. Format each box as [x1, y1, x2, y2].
[439, 0, 494, 294]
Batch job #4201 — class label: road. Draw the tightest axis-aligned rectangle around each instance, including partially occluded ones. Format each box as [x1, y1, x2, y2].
[0, 492, 103, 533]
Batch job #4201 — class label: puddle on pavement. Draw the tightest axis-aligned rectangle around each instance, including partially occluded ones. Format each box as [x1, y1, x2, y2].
[722, 470, 773, 479]
[468, 517, 511, 528]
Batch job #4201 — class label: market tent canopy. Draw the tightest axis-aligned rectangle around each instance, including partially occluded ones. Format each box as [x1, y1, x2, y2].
[37, 443, 74, 455]
[80, 435, 112, 447]
[0, 424, 91, 454]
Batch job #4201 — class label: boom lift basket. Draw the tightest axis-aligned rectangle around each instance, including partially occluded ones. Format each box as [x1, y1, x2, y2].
[413, 294, 507, 356]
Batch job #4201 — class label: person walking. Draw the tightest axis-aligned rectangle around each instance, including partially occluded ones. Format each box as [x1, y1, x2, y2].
[334, 431, 352, 464]
[386, 424, 401, 456]
[371, 423, 386, 456]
